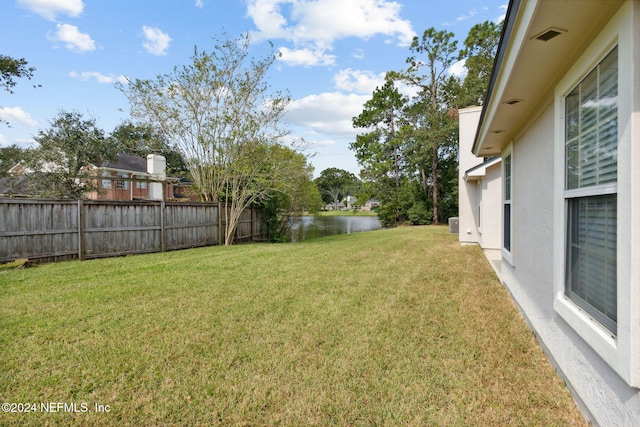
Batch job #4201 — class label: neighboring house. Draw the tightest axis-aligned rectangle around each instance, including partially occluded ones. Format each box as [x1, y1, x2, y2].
[4, 153, 176, 201]
[470, 1, 640, 425]
[85, 153, 174, 201]
[360, 198, 380, 212]
[324, 197, 380, 212]
[458, 106, 502, 250]
[344, 195, 357, 210]
[0, 175, 29, 197]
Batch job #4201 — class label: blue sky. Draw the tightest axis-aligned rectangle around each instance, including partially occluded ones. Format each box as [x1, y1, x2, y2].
[1, 0, 507, 177]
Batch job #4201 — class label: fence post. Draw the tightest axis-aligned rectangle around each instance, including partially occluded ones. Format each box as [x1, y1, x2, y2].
[218, 202, 223, 245]
[160, 201, 166, 252]
[77, 199, 84, 261]
[250, 207, 255, 242]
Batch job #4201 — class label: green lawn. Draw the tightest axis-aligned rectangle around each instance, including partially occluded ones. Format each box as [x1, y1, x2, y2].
[0, 226, 585, 426]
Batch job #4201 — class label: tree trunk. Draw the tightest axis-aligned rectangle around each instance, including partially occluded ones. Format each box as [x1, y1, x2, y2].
[393, 144, 400, 190]
[390, 113, 400, 190]
[420, 166, 428, 200]
[431, 147, 439, 224]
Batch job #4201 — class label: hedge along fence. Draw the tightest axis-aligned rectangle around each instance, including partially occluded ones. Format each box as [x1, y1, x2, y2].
[0, 198, 264, 264]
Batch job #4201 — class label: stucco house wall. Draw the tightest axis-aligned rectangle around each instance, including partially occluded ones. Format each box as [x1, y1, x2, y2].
[458, 107, 482, 245]
[471, 1, 640, 424]
[502, 72, 640, 427]
[477, 162, 501, 250]
[458, 106, 502, 250]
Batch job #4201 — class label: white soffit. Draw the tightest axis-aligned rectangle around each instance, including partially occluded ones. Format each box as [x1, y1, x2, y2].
[474, 0, 622, 157]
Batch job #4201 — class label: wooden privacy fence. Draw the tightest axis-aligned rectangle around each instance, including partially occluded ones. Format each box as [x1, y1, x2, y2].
[0, 198, 264, 263]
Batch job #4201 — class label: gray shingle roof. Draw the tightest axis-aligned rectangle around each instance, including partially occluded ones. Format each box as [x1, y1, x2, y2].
[0, 175, 29, 196]
[97, 153, 147, 174]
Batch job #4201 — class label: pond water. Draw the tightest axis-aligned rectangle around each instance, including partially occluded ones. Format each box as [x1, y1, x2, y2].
[287, 215, 382, 242]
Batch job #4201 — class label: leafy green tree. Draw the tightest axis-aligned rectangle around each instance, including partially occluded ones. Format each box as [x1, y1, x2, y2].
[351, 78, 409, 224]
[349, 22, 501, 227]
[119, 32, 299, 244]
[1, 54, 37, 126]
[436, 149, 460, 221]
[402, 96, 432, 202]
[0, 55, 35, 95]
[398, 28, 460, 224]
[354, 180, 376, 211]
[0, 144, 30, 177]
[110, 121, 188, 175]
[371, 177, 426, 227]
[259, 145, 322, 242]
[456, 21, 503, 108]
[314, 167, 360, 210]
[25, 110, 119, 198]
[352, 78, 408, 191]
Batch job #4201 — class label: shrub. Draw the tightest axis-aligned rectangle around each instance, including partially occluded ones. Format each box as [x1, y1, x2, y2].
[407, 201, 432, 225]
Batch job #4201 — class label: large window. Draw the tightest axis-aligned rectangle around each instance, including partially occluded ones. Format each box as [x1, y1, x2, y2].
[554, 3, 637, 387]
[564, 47, 618, 334]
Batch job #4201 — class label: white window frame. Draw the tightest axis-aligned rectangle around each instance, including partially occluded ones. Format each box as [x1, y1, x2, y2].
[135, 176, 147, 189]
[502, 145, 513, 266]
[552, 3, 639, 387]
[117, 172, 129, 190]
[101, 171, 111, 189]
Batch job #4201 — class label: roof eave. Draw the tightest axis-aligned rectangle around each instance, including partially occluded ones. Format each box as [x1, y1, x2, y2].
[472, 0, 622, 157]
[472, 0, 523, 156]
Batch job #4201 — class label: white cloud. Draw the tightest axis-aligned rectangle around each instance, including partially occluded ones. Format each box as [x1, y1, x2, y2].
[0, 107, 38, 127]
[195, 0, 204, 7]
[309, 139, 336, 147]
[496, 4, 508, 23]
[142, 26, 171, 56]
[15, 137, 37, 145]
[278, 47, 335, 67]
[449, 59, 467, 78]
[248, 0, 415, 67]
[17, 0, 83, 20]
[352, 49, 365, 60]
[290, 0, 414, 45]
[456, 8, 479, 22]
[69, 71, 127, 84]
[286, 92, 370, 138]
[247, 0, 291, 40]
[52, 23, 95, 53]
[333, 69, 417, 98]
[333, 69, 385, 94]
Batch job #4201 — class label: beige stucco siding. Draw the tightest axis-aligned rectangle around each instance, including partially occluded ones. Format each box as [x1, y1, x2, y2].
[478, 162, 501, 250]
[500, 103, 555, 322]
[458, 107, 482, 245]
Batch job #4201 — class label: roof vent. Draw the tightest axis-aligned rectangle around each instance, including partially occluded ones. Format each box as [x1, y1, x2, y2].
[532, 27, 567, 42]
[502, 98, 523, 105]
[490, 129, 505, 134]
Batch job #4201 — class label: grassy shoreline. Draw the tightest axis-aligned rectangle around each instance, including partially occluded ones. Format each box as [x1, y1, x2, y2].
[0, 226, 585, 426]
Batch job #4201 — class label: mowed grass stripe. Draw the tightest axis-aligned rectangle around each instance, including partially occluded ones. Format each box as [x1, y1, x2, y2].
[0, 226, 585, 426]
